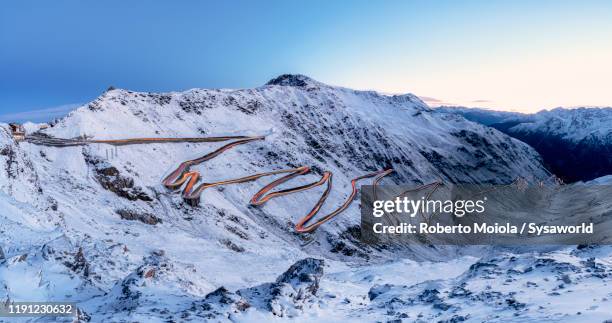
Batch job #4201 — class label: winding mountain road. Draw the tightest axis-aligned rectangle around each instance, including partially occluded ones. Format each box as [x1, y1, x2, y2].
[26, 134, 393, 233]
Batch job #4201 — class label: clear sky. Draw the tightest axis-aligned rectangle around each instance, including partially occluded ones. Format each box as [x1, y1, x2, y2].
[1, 0, 612, 121]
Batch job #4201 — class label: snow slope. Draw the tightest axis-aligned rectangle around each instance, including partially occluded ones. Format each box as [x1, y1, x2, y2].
[1, 75, 609, 322]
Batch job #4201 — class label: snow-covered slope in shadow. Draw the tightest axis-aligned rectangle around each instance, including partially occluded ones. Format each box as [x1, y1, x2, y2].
[436, 106, 612, 182]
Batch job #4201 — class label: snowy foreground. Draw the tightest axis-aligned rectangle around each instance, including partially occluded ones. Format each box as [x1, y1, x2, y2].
[0, 75, 610, 322]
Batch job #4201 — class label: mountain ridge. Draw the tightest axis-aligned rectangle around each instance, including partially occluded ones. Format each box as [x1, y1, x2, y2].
[0, 75, 570, 321]
[436, 106, 612, 182]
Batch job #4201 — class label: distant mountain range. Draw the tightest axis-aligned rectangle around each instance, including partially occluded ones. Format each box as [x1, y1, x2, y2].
[436, 106, 612, 182]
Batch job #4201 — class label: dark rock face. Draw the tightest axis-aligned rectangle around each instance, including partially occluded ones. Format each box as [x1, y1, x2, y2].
[116, 209, 161, 225]
[204, 287, 241, 305]
[194, 287, 251, 319]
[83, 151, 152, 201]
[328, 225, 371, 258]
[64, 247, 91, 277]
[93, 166, 152, 201]
[0, 145, 17, 179]
[219, 239, 245, 253]
[266, 74, 314, 87]
[275, 258, 324, 291]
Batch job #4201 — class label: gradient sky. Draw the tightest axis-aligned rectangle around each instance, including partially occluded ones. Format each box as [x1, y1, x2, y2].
[2, 0, 612, 122]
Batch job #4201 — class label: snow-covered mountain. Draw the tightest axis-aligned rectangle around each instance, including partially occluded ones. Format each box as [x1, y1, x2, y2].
[1, 75, 610, 322]
[510, 107, 612, 143]
[437, 106, 612, 182]
[435, 106, 531, 126]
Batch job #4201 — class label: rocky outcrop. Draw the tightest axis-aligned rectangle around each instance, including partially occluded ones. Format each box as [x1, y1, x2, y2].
[190, 258, 325, 320]
[116, 209, 161, 225]
[83, 151, 152, 201]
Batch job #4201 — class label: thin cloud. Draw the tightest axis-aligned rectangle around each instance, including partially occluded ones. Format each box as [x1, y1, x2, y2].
[472, 99, 491, 103]
[0, 103, 81, 123]
[418, 96, 442, 103]
[418, 96, 458, 107]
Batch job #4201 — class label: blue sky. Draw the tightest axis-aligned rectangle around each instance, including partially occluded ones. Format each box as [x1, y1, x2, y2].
[2, 0, 612, 122]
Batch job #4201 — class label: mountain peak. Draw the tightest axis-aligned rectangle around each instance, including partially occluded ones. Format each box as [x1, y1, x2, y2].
[265, 74, 320, 87]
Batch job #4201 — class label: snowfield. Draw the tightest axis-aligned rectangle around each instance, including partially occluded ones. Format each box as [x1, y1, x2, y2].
[0, 75, 610, 322]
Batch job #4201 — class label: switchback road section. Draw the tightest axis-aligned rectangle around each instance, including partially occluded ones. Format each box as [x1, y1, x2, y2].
[26, 134, 393, 233]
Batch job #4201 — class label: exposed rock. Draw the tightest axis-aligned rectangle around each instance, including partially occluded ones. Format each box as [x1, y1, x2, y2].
[192, 258, 325, 319]
[74, 308, 92, 322]
[219, 239, 245, 253]
[368, 284, 394, 301]
[276, 258, 324, 292]
[65, 247, 90, 277]
[83, 151, 152, 201]
[266, 74, 316, 87]
[116, 209, 161, 225]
